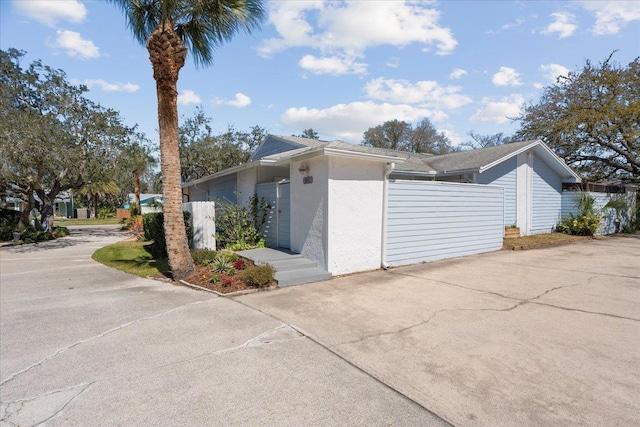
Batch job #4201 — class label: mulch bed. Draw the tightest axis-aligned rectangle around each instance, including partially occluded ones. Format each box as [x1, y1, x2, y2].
[183, 263, 275, 294]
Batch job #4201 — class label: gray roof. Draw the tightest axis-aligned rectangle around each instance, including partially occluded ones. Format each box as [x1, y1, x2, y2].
[421, 140, 538, 173]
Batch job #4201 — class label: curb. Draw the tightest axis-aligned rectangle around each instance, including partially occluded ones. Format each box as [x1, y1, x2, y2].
[179, 279, 277, 297]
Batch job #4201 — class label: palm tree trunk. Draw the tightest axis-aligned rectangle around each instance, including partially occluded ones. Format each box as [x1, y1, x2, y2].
[133, 169, 141, 214]
[94, 194, 99, 219]
[147, 23, 193, 280]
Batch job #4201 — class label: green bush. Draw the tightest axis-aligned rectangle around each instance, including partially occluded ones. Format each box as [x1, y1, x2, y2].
[241, 264, 275, 288]
[142, 211, 193, 257]
[215, 193, 270, 250]
[557, 194, 601, 236]
[0, 208, 21, 241]
[191, 249, 217, 266]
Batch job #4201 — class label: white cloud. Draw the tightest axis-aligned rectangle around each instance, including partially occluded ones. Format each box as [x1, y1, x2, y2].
[386, 57, 400, 68]
[365, 77, 472, 110]
[281, 101, 444, 143]
[487, 17, 525, 34]
[214, 93, 252, 108]
[492, 67, 522, 87]
[51, 30, 99, 60]
[539, 63, 570, 83]
[470, 95, 524, 124]
[581, 1, 640, 35]
[13, 0, 86, 27]
[299, 54, 367, 75]
[260, 1, 457, 73]
[449, 68, 468, 80]
[178, 90, 202, 105]
[83, 79, 139, 93]
[542, 12, 577, 38]
[533, 82, 544, 90]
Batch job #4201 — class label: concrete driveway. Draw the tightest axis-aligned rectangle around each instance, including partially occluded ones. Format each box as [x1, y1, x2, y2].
[0, 227, 445, 426]
[238, 235, 640, 427]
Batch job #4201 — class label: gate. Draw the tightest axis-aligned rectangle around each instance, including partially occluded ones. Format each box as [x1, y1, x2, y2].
[256, 180, 290, 249]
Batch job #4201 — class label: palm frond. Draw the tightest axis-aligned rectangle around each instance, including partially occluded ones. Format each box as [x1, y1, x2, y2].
[108, 0, 264, 67]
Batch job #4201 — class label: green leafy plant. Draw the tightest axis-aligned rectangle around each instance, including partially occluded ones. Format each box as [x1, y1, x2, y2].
[142, 211, 194, 257]
[191, 249, 217, 266]
[211, 256, 233, 273]
[209, 275, 220, 284]
[240, 264, 275, 288]
[215, 192, 270, 250]
[0, 208, 21, 241]
[557, 194, 601, 236]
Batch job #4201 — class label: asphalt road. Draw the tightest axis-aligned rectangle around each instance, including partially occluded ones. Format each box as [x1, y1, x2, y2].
[0, 226, 446, 426]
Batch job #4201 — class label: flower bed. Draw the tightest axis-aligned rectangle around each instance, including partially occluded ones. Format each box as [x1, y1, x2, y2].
[184, 250, 275, 294]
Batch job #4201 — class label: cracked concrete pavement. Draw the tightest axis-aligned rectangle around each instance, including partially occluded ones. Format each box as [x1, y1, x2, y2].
[238, 234, 640, 427]
[0, 226, 445, 426]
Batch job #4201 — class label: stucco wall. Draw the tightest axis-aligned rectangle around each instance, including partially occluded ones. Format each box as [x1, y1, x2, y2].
[327, 157, 385, 275]
[290, 157, 329, 271]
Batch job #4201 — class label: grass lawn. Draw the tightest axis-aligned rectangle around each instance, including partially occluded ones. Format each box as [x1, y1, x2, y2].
[503, 232, 590, 250]
[92, 240, 169, 278]
[54, 217, 121, 226]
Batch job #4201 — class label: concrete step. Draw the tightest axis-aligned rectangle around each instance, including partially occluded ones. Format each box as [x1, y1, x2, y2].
[268, 257, 319, 272]
[275, 268, 333, 287]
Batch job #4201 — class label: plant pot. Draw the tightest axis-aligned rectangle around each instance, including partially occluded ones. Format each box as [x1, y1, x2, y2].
[504, 227, 520, 238]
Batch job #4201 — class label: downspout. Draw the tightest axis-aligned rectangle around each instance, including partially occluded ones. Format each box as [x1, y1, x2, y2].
[381, 162, 395, 269]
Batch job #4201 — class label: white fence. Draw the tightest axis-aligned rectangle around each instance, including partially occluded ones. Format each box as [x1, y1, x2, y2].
[183, 201, 216, 250]
[561, 191, 636, 235]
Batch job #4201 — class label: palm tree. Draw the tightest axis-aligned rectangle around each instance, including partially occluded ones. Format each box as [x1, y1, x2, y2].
[109, 0, 264, 280]
[78, 180, 121, 219]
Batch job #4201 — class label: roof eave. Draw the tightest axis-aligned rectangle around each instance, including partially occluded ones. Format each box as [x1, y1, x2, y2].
[290, 146, 405, 163]
[182, 159, 276, 188]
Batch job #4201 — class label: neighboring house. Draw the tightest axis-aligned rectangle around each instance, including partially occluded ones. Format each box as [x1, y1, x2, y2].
[182, 135, 620, 276]
[2, 191, 73, 218]
[121, 193, 163, 214]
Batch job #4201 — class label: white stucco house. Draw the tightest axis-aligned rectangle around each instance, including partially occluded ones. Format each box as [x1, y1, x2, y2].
[183, 135, 592, 276]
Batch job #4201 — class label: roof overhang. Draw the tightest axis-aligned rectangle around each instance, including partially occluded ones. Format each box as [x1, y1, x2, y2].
[290, 146, 404, 164]
[182, 158, 280, 188]
[480, 140, 581, 182]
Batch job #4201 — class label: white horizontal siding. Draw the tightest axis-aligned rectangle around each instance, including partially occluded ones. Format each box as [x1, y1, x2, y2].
[477, 157, 517, 226]
[386, 180, 504, 267]
[531, 157, 562, 234]
[561, 192, 635, 235]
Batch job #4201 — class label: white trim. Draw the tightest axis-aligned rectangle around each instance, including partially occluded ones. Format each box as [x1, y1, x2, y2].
[480, 140, 581, 182]
[290, 147, 404, 164]
[380, 162, 395, 269]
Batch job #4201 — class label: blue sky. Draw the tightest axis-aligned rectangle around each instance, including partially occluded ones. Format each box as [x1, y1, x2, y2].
[1, 1, 638, 147]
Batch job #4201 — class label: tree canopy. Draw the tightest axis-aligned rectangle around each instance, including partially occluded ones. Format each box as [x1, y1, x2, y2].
[362, 118, 453, 154]
[515, 54, 639, 183]
[0, 49, 139, 228]
[179, 108, 267, 183]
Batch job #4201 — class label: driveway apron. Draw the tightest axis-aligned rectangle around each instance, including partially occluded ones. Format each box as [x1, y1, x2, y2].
[0, 226, 446, 426]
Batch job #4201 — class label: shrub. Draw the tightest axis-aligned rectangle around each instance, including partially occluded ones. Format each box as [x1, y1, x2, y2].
[215, 193, 270, 250]
[142, 211, 193, 257]
[241, 264, 275, 288]
[557, 194, 601, 236]
[191, 249, 217, 266]
[1, 209, 21, 241]
[233, 258, 245, 270]
[211, 256, 233, 273]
